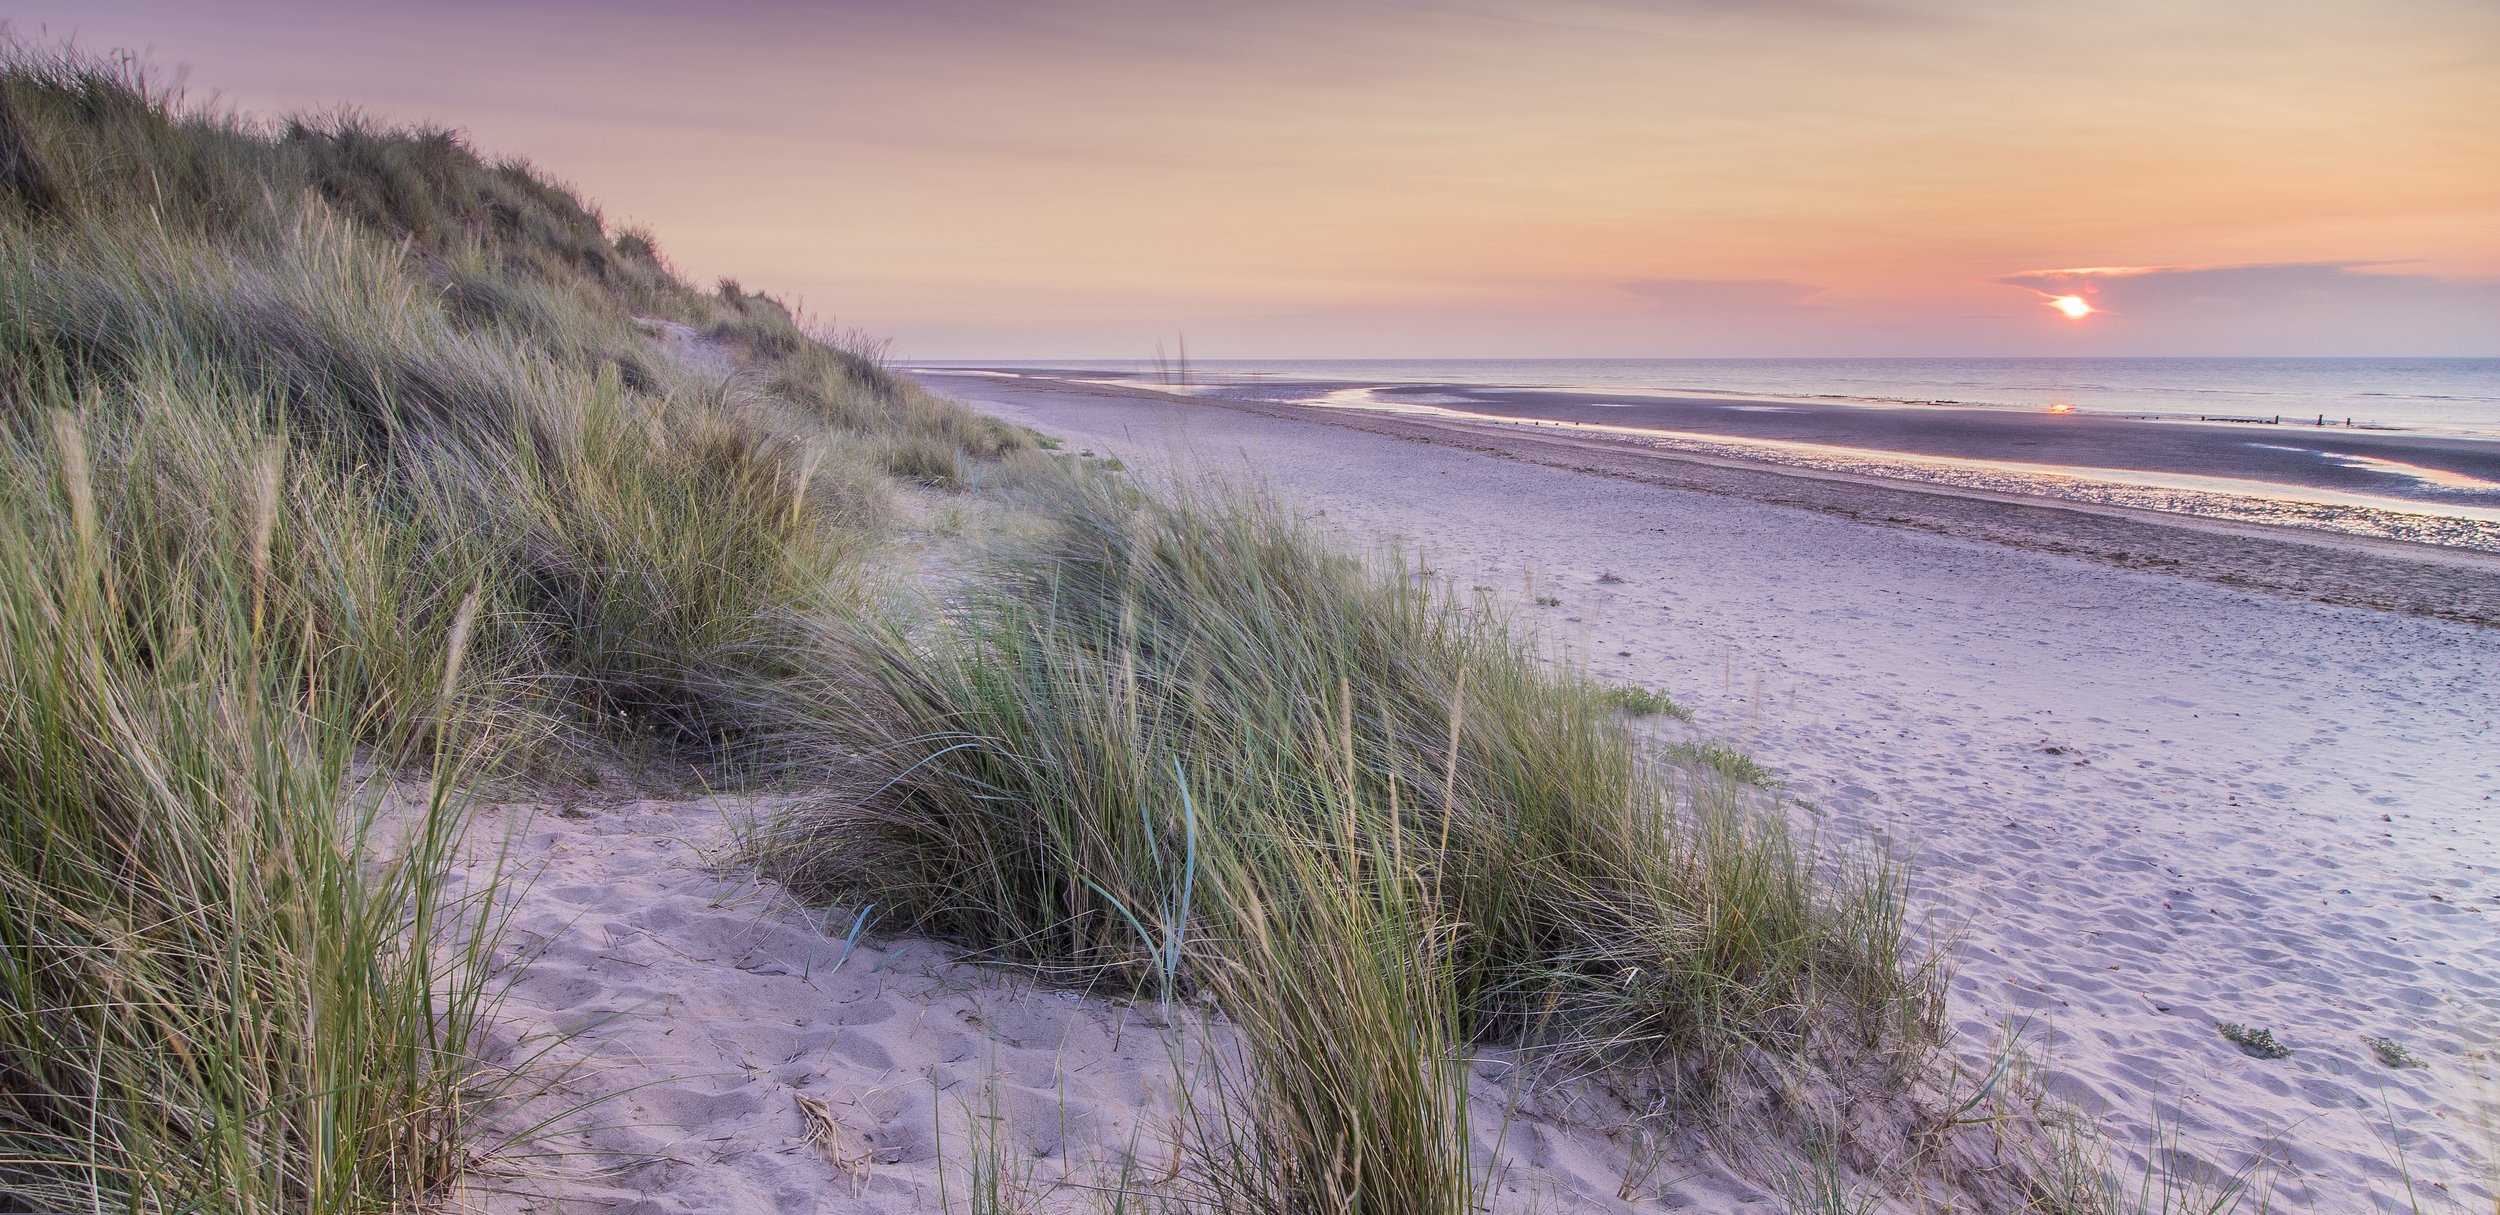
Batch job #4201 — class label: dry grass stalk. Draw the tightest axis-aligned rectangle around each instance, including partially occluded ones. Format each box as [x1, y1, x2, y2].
[248, 434, 283, 637]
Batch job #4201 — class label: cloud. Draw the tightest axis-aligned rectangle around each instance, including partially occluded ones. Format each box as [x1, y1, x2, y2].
[1425, 0, 1926, 28]
[1992, 262, 2500, 355]
[1618, 277, 1829, 315]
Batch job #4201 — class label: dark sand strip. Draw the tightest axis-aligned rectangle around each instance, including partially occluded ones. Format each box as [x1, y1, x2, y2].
[1395, 386, 2500, 503]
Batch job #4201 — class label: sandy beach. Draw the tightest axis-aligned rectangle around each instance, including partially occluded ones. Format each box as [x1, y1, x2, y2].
[12, 21, 2489, 1215]
[449, 792, 1844, 1214]
[438, 367, 2497, 1213]
[889, 371, 2500, 1212]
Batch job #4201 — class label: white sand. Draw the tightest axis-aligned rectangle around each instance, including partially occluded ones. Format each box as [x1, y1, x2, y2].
[448, 792, 1198, 1213]
[447, 793, 1819, 1213]
[447, 371, 2494, 1214]
[928, 375, 2498, 1213]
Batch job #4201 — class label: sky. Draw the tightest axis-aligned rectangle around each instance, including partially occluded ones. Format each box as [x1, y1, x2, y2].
[11, 0, 2498, 359]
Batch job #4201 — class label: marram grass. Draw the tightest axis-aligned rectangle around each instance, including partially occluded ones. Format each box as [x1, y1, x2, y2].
[0, 413, 495, 1213]
[761, 471, 1942, 1212]
[1, 41, 1025, 1212]
[768, 473, 1932, 1053]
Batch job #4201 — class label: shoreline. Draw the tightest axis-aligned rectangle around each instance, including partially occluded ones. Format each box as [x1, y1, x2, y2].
[913, 359, 2500, 443]
[919, 370, 2500, 626]
[918, 366, 2500, 549]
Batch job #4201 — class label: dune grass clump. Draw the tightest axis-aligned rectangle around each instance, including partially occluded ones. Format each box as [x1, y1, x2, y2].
[2217, 1023, 2292, 1060]
[762, 472, 1937, 1170]
[881, 430, 971, 488]
[0, 413, 496, 1213]
[1666, 739, 1779, 787]
[756, 472, 1939, 1210]
[2362, 1035, 2425, 1069]
[1596, 682, 1689, 720]
[1187, 773, 1477, 1215]
[773, 473, 1930, 1049]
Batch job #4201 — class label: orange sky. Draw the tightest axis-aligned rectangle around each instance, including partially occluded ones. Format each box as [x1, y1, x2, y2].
[16, 0, 2498, 357]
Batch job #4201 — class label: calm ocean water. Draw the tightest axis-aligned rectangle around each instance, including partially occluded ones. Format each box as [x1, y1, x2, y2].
[926, 357, 2500, 438]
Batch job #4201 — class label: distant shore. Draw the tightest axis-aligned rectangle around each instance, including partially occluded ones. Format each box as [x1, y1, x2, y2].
[917, 370, 2500, 626]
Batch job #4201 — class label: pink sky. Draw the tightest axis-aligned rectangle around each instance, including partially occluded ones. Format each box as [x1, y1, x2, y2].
[14, 0, 2498, 358]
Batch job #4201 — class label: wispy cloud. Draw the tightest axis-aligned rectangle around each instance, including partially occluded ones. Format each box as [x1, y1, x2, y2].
[1993, 262, 2500, 354]
[1999, 260, 2413, 294]
[1419, 0, 1931, 32]
[1619, 277, 1829, 314]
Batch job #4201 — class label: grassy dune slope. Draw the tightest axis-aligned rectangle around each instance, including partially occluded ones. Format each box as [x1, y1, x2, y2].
[2, 41, 2059, 1215]
[0, 44, 1023, 1212]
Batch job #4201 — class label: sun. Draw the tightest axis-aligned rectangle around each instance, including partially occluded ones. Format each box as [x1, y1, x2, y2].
[2049, 295, 2094, 319]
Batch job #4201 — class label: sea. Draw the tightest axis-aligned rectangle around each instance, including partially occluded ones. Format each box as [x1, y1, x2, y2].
[920, 357, 2500, 438]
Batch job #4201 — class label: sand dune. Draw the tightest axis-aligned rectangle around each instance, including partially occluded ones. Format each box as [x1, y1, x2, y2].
[452, 793, 1201, 1213]
[449, 794, 1830, 1213]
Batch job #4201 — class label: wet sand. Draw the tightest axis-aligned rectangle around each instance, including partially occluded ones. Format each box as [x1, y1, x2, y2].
[946, 369, 2500, 508]
[926, 372, 2500, 626]
[1384, 386, 2500, 502]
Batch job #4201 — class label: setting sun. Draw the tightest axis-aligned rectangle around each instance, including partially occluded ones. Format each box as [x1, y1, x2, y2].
[2050, 295, 2094, 319]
